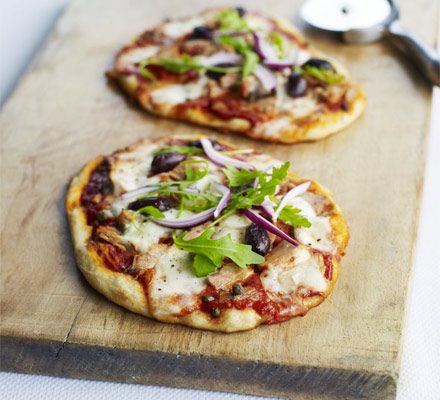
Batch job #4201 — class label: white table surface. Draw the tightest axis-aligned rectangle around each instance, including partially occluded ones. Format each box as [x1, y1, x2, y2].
[1, 1, 439, 399]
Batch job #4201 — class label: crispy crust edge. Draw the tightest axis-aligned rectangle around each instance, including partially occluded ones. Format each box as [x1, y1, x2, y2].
[65, 135, 348, 332]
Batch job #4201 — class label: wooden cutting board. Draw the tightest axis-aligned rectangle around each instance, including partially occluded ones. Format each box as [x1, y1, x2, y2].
[1, 0, 437, 398]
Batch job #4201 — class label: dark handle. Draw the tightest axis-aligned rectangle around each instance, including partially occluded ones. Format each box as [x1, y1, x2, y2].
[385, 20, 440, 86]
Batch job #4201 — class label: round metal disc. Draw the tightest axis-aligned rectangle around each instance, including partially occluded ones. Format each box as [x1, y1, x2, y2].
[300, 0, 392, 33]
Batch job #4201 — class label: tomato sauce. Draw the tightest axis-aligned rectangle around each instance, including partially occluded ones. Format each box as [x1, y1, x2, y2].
[195, 274, 296, 324]
[80, 159, 135, 273]
[158, 237, 174, 245]
[326, 100, 349, 112]
[323, 254, 333, 280]
[80, 158, 114, 227]
[210, 107, 261, 126]
[211, 96, 263, 126]
[175, 96, 262, 128]
[302, 290, 324, 298]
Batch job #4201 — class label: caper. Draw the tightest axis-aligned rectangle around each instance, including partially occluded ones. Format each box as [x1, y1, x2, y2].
[232, 283, 245, 296]
[202, 294, 215, 303]
[211, 307, 221, 318]
[245, 224, 271, 256]
[115, 222, 126, 233]
[286, 73, 307, 98]
[151, 152, 187, 175]
[96, 158, 110, 173]
[302, 58, 333, 71]
[127, 196, 171, 212]
[99, 178, 114, 194]
[101, 157, 110, 166]
[97, 211, 107, 222]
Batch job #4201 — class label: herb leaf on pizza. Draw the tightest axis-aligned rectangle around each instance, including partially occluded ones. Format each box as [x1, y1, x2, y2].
[108, 7, 365, 143]
[66, 136, 349, 332]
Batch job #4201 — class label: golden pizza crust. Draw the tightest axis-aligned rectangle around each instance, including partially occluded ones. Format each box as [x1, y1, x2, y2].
[109, 9, 366, 144]
[66, 135, 349, 332]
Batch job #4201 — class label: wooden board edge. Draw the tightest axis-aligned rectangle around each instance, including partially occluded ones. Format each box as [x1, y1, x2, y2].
[0, 336, 397, 400]
[394, 90, 434, 371]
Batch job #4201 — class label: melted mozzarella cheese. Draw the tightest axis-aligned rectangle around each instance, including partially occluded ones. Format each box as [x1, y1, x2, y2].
[282, 96, 320, 118]
[151, 76, 208, 106]
[110, 198, 126, 217]
[212, 214, 252, 243]
[245, 154, 283, 170]
[121, 218, 170, 253]
[111, 160, 159, 194]
[272, 70, 319, 125]
[261, 245, 328, 294]
[121, 209, 193, 253]
[117, 141, 160, 160]
[276, 76, 319, 119]
[287, 196, 335, 253]
[149, 246, 207, 315]
[287, 264, 327, 292]
[111, 143, 161, 193]
[163, 17, 205, 38]
[189, 172, 222, 192]
[297, 48, 312, 65]
[119, 46, 159, 68]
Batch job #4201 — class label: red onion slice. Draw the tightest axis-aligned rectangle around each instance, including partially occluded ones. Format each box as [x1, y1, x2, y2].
[212, 183, 231, 218]
[152, 207, 216, 229]
[252, 32, 298, 70]
[120, 186, 160, 200]
[260, 196, 276, 220]
[253, 64, 277, 91]
[200, 52, 243, 67]
[263, 50, 297, 70]
[201, 138, 254, 170]
[273, 182, 311, 221]
[243, 209, 299, 247]
[252, 32, 277, 61]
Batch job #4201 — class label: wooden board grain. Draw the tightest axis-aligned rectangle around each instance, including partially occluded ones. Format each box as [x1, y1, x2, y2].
[0, 0, 438, 399]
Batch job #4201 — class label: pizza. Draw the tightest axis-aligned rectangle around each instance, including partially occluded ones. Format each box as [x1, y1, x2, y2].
[107, 7, 365, 143]
[66, 136, 349, 332]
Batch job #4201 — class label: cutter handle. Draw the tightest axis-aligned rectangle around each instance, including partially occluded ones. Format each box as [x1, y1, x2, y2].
[386, 20, 440, 86]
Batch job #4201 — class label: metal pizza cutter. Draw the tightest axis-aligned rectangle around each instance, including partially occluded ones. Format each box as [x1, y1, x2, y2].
[299, 0, 440, 86]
